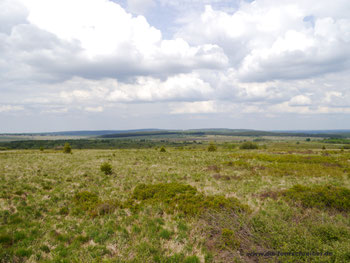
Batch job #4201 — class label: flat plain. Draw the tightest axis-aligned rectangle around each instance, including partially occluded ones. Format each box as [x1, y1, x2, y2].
[0, 139, 349, 262]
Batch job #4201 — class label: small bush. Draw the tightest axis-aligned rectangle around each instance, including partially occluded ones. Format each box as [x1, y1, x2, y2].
[63, 142, 72, 154]
[239, 142, 258, 150]
[39, 146, 44, 152]
[59, 206, 69, 216]
[100, 162, 113, 175]
[72, 191, 99, 212]
[313, 224, 348, 243]
[221, 228, 240, 249]
[132, 183, 249, 217]
[306, 138, 311, 142]
[160, 146, 166, 152]
[90, 200, 120, 216]
[284, 184, 350, 212]
[207, 143, 217, 152]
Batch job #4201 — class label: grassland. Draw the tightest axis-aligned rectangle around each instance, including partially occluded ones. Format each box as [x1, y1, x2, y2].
[0, 139, 349, 262]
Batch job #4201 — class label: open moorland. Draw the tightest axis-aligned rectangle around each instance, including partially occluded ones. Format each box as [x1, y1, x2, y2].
[0, 137, 350, 262]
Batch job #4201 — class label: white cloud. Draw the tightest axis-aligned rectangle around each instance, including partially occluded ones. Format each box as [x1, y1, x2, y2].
[127, 0, 156, 15]
[84, 106, 104, 112]
[177, 1, 350, 81]
[289, 95, 312, 106]
[4, 0, 226, 83]
[0, 105, 24, 112]
[170, 101, 217, 114]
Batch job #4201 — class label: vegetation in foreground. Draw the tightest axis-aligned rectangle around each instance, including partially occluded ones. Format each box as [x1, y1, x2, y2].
[0, 138, 350, 262]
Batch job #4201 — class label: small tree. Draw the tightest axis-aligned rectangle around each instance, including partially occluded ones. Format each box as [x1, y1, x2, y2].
[63, 142, 72, 154]
[40, 146, 44, 152]
[100, 162, 113, 175]
[208, 142, 217, 152]
[306, 138, 311, 142]
[160, 146, 166, 152]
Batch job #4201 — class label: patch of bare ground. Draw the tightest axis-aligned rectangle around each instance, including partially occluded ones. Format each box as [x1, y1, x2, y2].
[206, 165, 221, 173]
[198, 210, 271, 263]
[212, 174, 242, 181]
[258, 190, 280, 200]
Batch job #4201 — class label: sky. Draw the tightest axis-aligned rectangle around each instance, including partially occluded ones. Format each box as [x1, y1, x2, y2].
[1, 0, 350, 132]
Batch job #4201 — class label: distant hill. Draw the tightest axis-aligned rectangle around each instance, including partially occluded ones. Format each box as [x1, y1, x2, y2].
[1, 128, 349, 139]
[0, 129, 161, 137]
[99, 129, 347, 139]
[273, 129, 350, 134]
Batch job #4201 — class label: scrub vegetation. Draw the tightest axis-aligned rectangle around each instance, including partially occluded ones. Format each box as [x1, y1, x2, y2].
[0, 137, 349, 262]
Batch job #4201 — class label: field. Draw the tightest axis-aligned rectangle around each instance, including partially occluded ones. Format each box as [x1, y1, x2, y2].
[0, 139, 350, 262]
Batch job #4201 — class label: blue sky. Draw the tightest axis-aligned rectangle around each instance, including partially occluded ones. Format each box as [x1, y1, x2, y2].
[1, 0, 350, 132]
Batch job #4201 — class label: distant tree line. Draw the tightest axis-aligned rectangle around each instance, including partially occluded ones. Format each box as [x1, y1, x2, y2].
[0, 139, 196, 150]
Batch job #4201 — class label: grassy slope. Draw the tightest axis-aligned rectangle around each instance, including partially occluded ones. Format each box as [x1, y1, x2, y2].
[0, 140, 349, 262]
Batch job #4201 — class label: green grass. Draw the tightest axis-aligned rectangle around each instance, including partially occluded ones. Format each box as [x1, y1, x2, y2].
[0, 140, 349, 262]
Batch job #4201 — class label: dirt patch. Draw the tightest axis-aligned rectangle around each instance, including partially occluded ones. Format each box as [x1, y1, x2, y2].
[206, 165, 221, 173]
[200, 210, 270, 263]
[259, 190, 279, 200]
[212, 174, 241, 180]
[323, 162, 341, 168]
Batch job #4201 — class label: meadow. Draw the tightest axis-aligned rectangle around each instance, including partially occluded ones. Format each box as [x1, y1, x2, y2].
[0, 138, 349, 262]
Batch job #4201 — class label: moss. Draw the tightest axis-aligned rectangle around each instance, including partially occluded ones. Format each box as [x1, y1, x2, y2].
[132, 183, 249, 217]
[283, 184, 350, 212]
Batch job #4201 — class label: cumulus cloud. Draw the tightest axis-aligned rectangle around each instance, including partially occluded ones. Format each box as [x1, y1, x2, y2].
[177, 1, 350, 81]
[0, 0, 227, 84]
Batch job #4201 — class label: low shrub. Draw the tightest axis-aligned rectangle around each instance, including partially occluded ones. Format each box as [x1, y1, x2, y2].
[283, 184, 350, 212]
[100, 162, 113, 175]
[239, 142, 258, 150]
[207, 143, 217, 152]
[221, 228, 240, 249]
[72, 191, 99, 212]
[132, 183, 249, 217]
[312, 224, 349, 243]
[63, 142, 72, 154]
[90, 200, 120, 217]
[160, 146, 166, 152]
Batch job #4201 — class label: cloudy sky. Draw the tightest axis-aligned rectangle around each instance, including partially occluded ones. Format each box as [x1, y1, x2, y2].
[1, 0, 350, 132]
